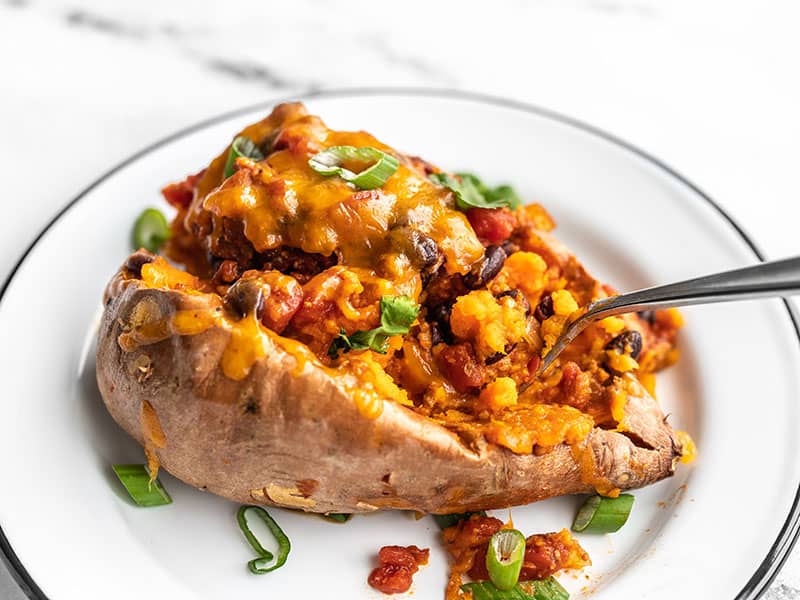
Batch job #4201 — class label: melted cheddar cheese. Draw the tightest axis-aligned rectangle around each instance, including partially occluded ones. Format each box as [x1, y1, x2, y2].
[115, 102, 694, 465]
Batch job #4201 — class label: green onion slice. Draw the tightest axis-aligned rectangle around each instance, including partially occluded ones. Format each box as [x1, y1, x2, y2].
[308, 146, 399, 189]
[224, 135, 265, 178]
[237, 505, 291, 574]
[322, 513, 352, 523]
[521, 577, 570, 600]
[461, 577, 569, 600]
[132, 208, 170, 253]
[432, 510, 487, 530]
[112, 464, 172, 507]
[572, 494, 634, 533]
[486, 529, 527, 591]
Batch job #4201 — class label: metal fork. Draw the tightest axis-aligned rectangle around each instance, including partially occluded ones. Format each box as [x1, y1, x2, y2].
[538, 256, 800, 374]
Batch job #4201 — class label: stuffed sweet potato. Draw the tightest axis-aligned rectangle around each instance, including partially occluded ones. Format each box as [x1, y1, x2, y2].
[96, 102, 689, 514]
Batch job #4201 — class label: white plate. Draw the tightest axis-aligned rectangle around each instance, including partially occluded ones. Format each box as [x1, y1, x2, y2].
[2, 90, 799, 600]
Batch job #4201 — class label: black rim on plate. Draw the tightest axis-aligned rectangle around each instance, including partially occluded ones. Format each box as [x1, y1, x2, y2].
[0, 88, 797, 599]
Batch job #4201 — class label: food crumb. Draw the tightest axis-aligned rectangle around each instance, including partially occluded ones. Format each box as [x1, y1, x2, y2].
[368, 545, 429, 595]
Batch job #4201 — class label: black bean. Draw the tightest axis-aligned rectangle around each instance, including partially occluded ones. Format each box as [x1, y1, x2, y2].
[485, 342, 517, 365]
[224, 278, 264, 318]
[495, 289, 531, 316]
[501, 239, 518, 256]
[638, 310, 656, 325]
[409, 230, 441, 270]
[533, 294, 554, 322]
[496, 289, 520, 300]
[463, 245, 507, 289]
[429, 322, 444, 346]
[124, 250, 155, 278]
[485, 352, 506, 366]
[427, 303, 454, 344]
[605, 330, 643, 360]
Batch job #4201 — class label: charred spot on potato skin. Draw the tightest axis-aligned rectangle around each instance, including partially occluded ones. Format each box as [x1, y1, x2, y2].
[242, 398, 259, 415]
[131, 354, 153, 383]
[296, 479, 319, 498]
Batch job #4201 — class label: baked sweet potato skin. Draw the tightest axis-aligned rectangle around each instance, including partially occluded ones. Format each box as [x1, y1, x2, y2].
[96, 266, 682, 514]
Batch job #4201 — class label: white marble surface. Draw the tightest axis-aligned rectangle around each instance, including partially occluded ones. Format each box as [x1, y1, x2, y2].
[1, 0, 799, 597]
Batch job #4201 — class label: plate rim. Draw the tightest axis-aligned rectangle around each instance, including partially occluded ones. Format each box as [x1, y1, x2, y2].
[1, 87, 798, 600]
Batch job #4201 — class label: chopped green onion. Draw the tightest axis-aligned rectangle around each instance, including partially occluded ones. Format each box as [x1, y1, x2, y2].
[328, 295, 419, 358]
[237, 505, 291, 574]
[432, 510, 487, 530]
[224, 135, 265, 178]
[462, 581, 529, 600]
[308, 146, 399, 189]
[521, 577, 570, 600]
[132, 208, 170, 253]
[462, 578, 569, 600]
[430, 172, 521, 211]
[322, 513, 352, 523]
[571, 494, 634, 533]
[486, 529, 527, 590]
[112, 464, 172, 507]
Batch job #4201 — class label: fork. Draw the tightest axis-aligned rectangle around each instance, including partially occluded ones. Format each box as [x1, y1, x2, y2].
[538, 256, 800, 374]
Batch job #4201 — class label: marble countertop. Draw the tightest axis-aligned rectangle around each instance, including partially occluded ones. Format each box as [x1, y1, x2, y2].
[1, 0, 799, 598]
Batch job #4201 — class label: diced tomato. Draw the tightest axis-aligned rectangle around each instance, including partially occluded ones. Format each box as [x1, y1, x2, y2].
[260, 276, 303, 334]
[458, 516, 504, 545]
[519, 533, 573, 580]
[467, 544, 491, 580]
[161, 170, 204, 209]
[212, 260, 240, 284]
[368, 564, 414, 594]
[527, 355, 541, 378]
[436, 343, 485, 393]
[558, 361, 591, 409]
[466, 207, 516, 246]
[368, 545, 429, 595]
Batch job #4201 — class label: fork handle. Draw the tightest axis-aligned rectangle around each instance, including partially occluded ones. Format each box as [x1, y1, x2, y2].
[584, 255, 800, 318]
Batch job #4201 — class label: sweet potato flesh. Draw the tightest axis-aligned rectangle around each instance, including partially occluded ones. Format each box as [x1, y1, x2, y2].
[127, 102, 686, 457]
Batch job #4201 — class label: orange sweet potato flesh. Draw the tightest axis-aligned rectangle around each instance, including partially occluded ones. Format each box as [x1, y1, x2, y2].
[96, 103, 685, 514]
[96, 267, 681, 514]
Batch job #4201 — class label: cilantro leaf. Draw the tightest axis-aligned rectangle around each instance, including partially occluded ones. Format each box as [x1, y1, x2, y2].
[327, 295, 419, 359]
[430, 171, 522, 211]
[380, 295, 420, 334]
[484, 184, 522, 209]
